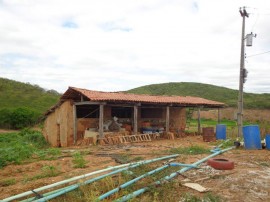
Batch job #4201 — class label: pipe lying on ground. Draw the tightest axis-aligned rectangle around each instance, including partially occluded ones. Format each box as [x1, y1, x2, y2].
[98, 162, 195, 201]
[115, 146, 235, 202]
[2, 154, 179, 202]
[3, 163, 131, 202]
[27, 154, 178, 202]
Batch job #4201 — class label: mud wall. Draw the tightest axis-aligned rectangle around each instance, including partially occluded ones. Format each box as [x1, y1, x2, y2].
[170, 107, 186, 131]
[43, 100, 74, 147]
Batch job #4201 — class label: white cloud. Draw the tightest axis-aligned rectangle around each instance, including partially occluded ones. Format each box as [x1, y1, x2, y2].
[0, 0, 270, 94]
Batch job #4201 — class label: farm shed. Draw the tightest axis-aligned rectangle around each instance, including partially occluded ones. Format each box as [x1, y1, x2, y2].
[43, 87, 225, 147]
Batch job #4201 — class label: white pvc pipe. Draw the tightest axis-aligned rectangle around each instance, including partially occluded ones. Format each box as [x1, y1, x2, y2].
[2, 154, 179, 202]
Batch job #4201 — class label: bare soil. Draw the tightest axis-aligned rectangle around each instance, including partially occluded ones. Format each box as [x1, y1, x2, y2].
[0, 136, 269, 201]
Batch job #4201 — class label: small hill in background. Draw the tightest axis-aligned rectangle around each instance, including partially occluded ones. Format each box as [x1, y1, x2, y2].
[0, 77, 60, 113]
[0, 77, 61, 129]
[127, 82, 270, 109]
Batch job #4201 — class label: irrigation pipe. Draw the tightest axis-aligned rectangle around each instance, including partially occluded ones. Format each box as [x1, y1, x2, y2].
[98, 162, 195, 201]
[31, 154, 178, 202]
[25, 154, 178, 202]
[115, 146, 235, 202]
[2, 154, 178, 202]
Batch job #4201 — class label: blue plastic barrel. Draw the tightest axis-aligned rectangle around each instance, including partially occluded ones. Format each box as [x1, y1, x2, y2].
[242, 125, 262, 149]
[216, 124, 226, 140]
[265, 134, 270, 150]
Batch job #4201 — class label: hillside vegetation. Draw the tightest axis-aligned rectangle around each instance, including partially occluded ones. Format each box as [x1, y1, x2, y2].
[0, 77, 60, 112]
[127, 82, 270, 109]
[0, 77, 60, 128]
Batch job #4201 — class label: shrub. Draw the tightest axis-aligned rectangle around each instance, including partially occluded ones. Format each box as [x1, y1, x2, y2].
[72, 152, 87, 168]
[19, 129, 49, 148]
[9, 107, 39, 129]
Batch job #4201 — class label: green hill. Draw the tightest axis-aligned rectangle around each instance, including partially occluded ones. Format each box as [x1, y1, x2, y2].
[127, 82, 270, 109]
[0, 77, 60, 112]
[0, 77, 61, 128]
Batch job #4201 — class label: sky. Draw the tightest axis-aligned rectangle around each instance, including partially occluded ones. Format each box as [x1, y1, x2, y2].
[0, 0, 270, 94]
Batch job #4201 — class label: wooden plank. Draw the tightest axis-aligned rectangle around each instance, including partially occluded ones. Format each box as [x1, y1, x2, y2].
[145, 134, 151, 141]
[133, 105, 138, 135]
[73, 104, 77, 145]
[183, 183, 209, 192]
[166, 106, 170, 132]
[75, 101, 106, 106]
[197, 108, 201, 135]
[99, 104, 104, 138]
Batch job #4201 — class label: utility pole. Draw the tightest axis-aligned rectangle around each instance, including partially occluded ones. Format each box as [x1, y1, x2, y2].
[237, 7, 248, 138]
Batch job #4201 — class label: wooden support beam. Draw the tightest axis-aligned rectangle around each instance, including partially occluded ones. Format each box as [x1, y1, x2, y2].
[133, 104, 138, 135]
[75, 101, 106, 106]
[197, 108, 201, 135]
[166, 106, 170, 132]
[73, 104, 77, 145]
[99, 104, 104, 138]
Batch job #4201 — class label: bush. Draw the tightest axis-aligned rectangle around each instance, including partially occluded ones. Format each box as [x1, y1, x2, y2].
[19, 129, 49, 148]
[9, 107, 39, 129]
[0, 107, 40, 129]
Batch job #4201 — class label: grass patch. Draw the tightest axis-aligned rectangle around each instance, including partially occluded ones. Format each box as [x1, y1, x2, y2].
[36, 165, 61, 178]
[24, 165, 61, 182]
[40, 165, 60, 177]
[170, 145, 210, 155]
[258, 162, 270, 167]
[34, 148, 61, 160]
[211, 139, 235, 149]
[112, 154, 145, 164]
[0, 178, 16, 187]
[72, 152, 87, 168]
[180, 192, 223, 202]
[0, 129, 61, 168]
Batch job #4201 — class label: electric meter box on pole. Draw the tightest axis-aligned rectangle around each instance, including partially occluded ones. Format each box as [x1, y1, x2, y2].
[246, 33, 253, 46]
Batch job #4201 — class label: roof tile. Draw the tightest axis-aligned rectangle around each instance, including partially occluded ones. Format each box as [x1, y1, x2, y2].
[63, 87, 224, 107]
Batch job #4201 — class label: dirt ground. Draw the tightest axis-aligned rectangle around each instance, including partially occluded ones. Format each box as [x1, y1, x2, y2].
[0, 136, 270, 201]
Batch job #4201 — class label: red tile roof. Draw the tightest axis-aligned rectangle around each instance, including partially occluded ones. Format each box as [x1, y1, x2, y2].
[60, 87, 225, 107]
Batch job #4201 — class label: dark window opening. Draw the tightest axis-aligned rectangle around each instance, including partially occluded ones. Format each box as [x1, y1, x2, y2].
[76, 105, 99, 118]
[111, 107, 132, 118]
[141, 108, 163, 118]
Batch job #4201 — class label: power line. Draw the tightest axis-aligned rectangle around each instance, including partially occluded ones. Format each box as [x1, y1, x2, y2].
[246, 50, 270, 58]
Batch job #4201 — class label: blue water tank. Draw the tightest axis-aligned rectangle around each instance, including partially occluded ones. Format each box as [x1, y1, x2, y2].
[265, 134, 270, 150]
[216, 124, 226, 140]
[242, 125, 262, 150]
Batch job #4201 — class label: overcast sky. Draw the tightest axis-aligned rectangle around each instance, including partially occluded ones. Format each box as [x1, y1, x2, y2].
[1, 0, 270, 93]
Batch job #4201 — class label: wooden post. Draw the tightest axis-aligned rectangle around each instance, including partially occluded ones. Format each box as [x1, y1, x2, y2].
[133, 104, 138, 135]
[73, 104, 77, 144]
[166, 106, 170, 132]
[197, 108, 201, 135]
[99, 104, 104, 138]
[218, 108, 221, 123]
